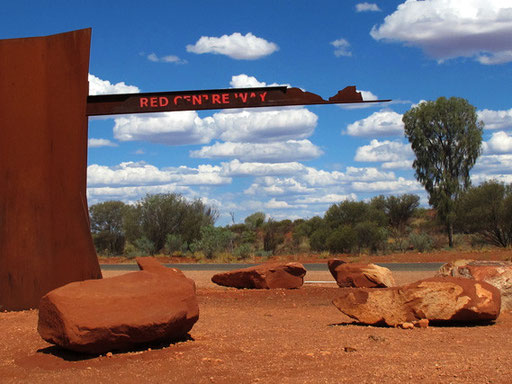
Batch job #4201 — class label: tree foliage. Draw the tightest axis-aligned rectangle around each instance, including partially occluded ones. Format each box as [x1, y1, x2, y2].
[191, 225, 233, 258]
[244, 212, 266, 230]
[124, 193, 218, 254]
[456, 180, 512, 247]
[403, 97, 483, 247]
[89, 201, 128, 255]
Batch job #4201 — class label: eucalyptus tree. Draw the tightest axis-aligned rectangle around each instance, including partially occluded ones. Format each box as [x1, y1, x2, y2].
[403, 97, 483, 247]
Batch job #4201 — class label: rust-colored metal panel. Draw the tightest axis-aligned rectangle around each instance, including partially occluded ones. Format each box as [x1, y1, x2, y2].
[86, 85, 390, 116]
[0, 29, 102, 311]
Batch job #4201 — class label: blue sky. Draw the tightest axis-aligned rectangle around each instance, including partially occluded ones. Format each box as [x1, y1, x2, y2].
[3, 1, 512, 225]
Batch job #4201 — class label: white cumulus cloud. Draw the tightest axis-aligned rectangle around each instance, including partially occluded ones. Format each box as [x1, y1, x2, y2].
[88, 138, 118, 148]
[113, 111, 217, 145]
[221, 159, 306, 177]
[190, 140, 323, 163]
[478, 108, 512, 130]
[351, 177, 422, 193]
[87, 161, 231, 187]
[331, 38, 352, 57]
[213, 108, 317, 143]
[147, 53, 187, 64]
[371, 0, 512, 64]
[186, 32, 278, 60]
[483, 131, 512, 154]
[345, 109, 404, 136]
[356, 3, 381, 12]
[355, 139, 413, 163]
[229, 74, 290, 88]
[88, 74, 140, 95]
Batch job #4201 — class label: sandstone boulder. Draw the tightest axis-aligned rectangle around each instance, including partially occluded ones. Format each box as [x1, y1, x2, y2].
[328, 261, 395, 288]
[211, 262, 306, 289]
[332, 277, 501, 326]
[437, 259, 512, 311]
[38, 257, 199, 354]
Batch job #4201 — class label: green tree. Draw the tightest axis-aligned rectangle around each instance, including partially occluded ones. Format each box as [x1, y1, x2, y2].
[123, 193, 217, 254]
[326, 225, 357, 254]
[456, 180, 512, 247]
[384, 194, 420, 251]
[89, 201, 127, 255]
[190, 225, 233, 259]
[354, 221, 387, 253]
[263, 218, 284, 253]
[403, 97, 483, 247]
[324, 201, 368, 229]
[244, 212, 266, 230]
[309, 226, 331, 252]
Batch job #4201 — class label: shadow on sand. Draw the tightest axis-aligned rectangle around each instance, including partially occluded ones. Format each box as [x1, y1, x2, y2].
[36, 334, 194, 361]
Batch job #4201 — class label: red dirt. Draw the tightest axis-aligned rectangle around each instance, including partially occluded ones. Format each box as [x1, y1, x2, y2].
[2, 265, 512, 383]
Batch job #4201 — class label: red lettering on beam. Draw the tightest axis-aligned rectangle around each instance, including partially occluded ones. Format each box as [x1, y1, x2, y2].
[140, 97, 149, 107]
[159, 97, 169, 107]
[259, 92, 267, 102]
[173, 95, 182, 104]
[150, 97, 158, 107]
[222, 93, 229, 104]
[238, 93, 248, 102]
[192, 95, 202, 105]
[212, 94, 221, 104]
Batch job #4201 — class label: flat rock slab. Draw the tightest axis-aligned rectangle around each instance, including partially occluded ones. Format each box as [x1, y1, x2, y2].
[328, 261, 395, 288]
[38, 257, 199, 354]
[211, 262, 306, 289]
[333, 277, 501, 326]
[438, 259, 512, 312]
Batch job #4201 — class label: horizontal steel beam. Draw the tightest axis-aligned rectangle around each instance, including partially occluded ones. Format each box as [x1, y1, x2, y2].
[86, 85, 389, 116]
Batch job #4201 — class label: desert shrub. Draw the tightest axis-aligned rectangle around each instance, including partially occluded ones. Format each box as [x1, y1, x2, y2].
[190, 225, 233, 259]
[408, 232, 433, 252]
[124, 193, 218, 254]
[233, 243, 253, 259]
[165, 233, 188, 254]
[310, 227, 331, 252]
[134, 236, 156, 255]
[326, 225, 357, 254]
[254, 249, 272, 258]
[123, 242, 139, 259]
[456, 180, 512, 247]
[263, 219, 285, 253]
[89, 201, 127, 255]
[354, 221, 388, 253]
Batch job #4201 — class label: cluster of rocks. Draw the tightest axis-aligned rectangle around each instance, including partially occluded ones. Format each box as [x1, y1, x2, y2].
[436, 259, 512, 312]
[329, 258, 509, 327]
[36, 256, 510, 354]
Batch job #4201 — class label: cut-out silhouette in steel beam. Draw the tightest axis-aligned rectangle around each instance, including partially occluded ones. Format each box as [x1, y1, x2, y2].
[87, 86, 389, 116]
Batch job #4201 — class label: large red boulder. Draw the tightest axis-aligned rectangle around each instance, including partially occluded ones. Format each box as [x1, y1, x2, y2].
[38, 257, 199, 354]
[328, 261, 395, 288]
[437, 260, 512, 312]
[211, 262, 306, 289]
[332, 277, 501, 326]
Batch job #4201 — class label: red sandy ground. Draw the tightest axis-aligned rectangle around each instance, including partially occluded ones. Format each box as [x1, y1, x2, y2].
[98, 248, 512, 265]
[1, 252, 512, 383]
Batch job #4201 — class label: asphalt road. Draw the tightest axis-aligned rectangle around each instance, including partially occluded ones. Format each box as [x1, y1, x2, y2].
[101, 262, 444, 272]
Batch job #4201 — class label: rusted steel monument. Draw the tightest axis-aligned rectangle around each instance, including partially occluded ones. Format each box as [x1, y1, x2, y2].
[0, 29, 388, 310]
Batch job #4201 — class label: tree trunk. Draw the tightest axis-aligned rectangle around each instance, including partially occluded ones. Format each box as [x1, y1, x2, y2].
[447, 222, 454, 248]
